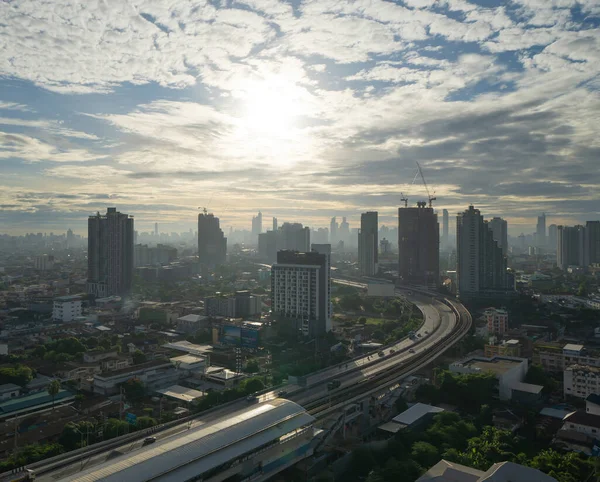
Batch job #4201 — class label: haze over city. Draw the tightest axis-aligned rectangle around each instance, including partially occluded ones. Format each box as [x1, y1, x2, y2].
[1, 0, 599, 235]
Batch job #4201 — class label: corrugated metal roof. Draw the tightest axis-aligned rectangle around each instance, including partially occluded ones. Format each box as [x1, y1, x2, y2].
[61, 399, 314, 482]
[392, 403, 444, 426]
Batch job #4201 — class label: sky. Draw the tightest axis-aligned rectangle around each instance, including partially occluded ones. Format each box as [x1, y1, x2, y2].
[1, 0, 599, 236]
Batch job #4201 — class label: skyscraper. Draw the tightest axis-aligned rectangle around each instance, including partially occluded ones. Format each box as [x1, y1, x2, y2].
[252, 211, 263, 236]
[536, 214, 546, 248]
[154, 222, 158, 237]
[557, 225, 585, 270]
[311, 243, 332, 330]
[279, 222, 310, 252]
[456, 205, 507, 298]
[87, 207, 134, 298]
[198, 212, 227, 266]
[358, 211, 378, 276]
[442, 209, 449, 250]
[585, 221, 600, 266]
[272, 217, 278, 232]
[330, 217, 338, 244]
[488, 217, 508, 257]
[339, 217, 350, 245]
[271, 250, 331, 337]
[398, 203, 439, 287]
[548, 224, 558, 252]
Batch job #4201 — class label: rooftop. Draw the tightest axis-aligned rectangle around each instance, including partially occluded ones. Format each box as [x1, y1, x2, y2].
[416, 460, 558, 482]
[54, 295, 82, 302]
[60, 399, 314, 482]
[392, 403, 444, 427]
[0, 389, 74, 416]
[563, 343, 584, 352]
[460, 357, 525, 375]
[177, 314, 207, 323]
[564, 410, 600, 429]
[0, 383, 21, 393]
[97, 359, 171, 378]
[510, 382, 543, 395]
[170, 354, 206, 365]
[156, 385, 204, 403]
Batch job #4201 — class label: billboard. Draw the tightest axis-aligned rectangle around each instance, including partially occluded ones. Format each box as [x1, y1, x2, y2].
[241, 326, 260, 348]
[367, 282, 395, 297]
[223, 325, 241, 345]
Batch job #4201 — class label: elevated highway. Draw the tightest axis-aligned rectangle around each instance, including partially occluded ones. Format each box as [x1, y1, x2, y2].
[22, 281, 471, 482]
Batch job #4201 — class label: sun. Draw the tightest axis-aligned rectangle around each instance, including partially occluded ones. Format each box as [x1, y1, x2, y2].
[240, 77, 303, 137]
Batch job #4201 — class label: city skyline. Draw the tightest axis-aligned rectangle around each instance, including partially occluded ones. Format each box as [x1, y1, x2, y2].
[1, 1, 599, 233]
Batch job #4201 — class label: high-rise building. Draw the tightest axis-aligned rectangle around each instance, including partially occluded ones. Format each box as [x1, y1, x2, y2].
[330, 217, 338, 244]
[198, 212, 227, 266]
[489, 217, 508, 257]
[271, 250, 331, 336]
[442, 209, 449, 250]
[258, 231, 278, 264]
[311, 243, 332, 329]
[66, 228, 75, 249]
[339, 217, 350, 245]
[585, 221, 600, 267]
[557, 225, 585, 270]
[358, 211, 378, 276]
[154, 222, 159, 237]
[279, 222, 310, 252]
[398, 203, 439, 287]
[272, 217, 278, 232]
[87, 207, 134, 297]
[456, 205, 507, 298]
[252, 212, 263, 237]
[536, 214, 546, 248]
[548, 224, 558, 252]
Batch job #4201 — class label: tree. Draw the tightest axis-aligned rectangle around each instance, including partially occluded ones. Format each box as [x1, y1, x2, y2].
[132, 350, 147, 365]
[243, 377, 265, 395]
[411, 441, 439, 469]
[245, 360, 260, 374]
[122, 378, 145, 403]
[0, 365, 33, 386]
[47, 380, 61, 411]
[59, 422, 82, 450]
[104, 419, 130, 439]
[136, 416, 158, 429]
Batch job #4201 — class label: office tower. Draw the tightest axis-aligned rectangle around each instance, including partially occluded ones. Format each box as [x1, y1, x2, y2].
[330, 217, 338, 244]
[271, 250, 330, 336]
[557, 225, 585, 270]
[585, 221, 600, 266]
[87, 207, 134, 297]
[198, 211, 227, 266]
[311, 243, 332, 331]
[456, 205, 507, 298]
[442, 209, 449, 250]
[548, 224, 558, 252]
[358, 211, 378, 276]
[536, 214, 546, 248]
[398, 202, 439, 287]
[272, 217, 277, 232]
[488, 217, 508, 257]
[339, 217, 350, 245]
[258, 231, 278, 264]
[66, 228, 75, 249]
[154, 222, 158, 237]
[280, 222, 310, 252]
[252, 211, 263, 236]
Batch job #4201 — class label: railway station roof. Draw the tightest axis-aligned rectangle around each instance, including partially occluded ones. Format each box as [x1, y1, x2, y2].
[61, 399, 314, 482]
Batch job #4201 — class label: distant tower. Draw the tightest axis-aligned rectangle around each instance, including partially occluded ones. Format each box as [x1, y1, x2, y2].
[198, 211, 227, 266]
[154, 222, 159, 237]
[330, 217, 338, 244]
[488, 217, 508, 257]
[252, 211, 263, 237]
[442, 209, 449, 250]
[272, 217, 278, 232]
[358, 212, 378, 276]
[398, 203, 439, 287]
[536, 214, 546, 248]
[87, 208, 134, 297]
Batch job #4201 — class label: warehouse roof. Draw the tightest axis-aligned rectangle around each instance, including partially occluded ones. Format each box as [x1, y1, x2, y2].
[61, 399, 315, 482]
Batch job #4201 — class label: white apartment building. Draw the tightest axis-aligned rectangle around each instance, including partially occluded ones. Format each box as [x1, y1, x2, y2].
[271, 250, 330, 337]
[52, 295, 82, 322]
[485, 308, 508, 335]
[564, 364, 600, 399]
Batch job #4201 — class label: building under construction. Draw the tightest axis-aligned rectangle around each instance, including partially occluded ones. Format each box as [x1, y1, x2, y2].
[398, 202, 439, 288]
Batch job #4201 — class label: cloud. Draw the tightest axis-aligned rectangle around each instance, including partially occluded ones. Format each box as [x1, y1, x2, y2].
[0, 132, 105, 163]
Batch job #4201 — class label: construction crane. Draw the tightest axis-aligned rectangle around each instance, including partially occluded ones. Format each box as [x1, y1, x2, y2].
[400, 192, 408, 208]
[416, 161, 436, 208]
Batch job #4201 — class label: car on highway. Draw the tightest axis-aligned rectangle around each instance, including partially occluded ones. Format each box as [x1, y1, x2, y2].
[409, 348, 415, 353]
[378, 351, 385, 357]
[246, 395, 259, 404]
[390, 348, 396, 354]
[143, 437, 157, 446]
[277, 390, 287, 397]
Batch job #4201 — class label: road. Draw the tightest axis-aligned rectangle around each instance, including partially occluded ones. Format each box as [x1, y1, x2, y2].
[33, 284, 463, 481]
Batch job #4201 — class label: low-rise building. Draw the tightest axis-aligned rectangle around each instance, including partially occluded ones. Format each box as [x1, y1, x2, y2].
[534, 342, 600, 372]
[170, 354, 207, 375]
[91, 359, 179, 395]
[450, 356, 541, 402]
[417, 460, 557, 482]
[378, 403, 444, 435]
[0, 384, 21, 401]
[484, 339, 522, 358]
[564, 364, 600, 400]
[176, 314, 209, 333]
[52, 295, 82, 322]
[485, 308, 508, 335]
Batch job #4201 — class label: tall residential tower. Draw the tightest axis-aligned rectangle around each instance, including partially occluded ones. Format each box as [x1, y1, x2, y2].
[198, 212, 227, 266]
[87, 207, 134, 298]
[358, 211, 378, 276]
